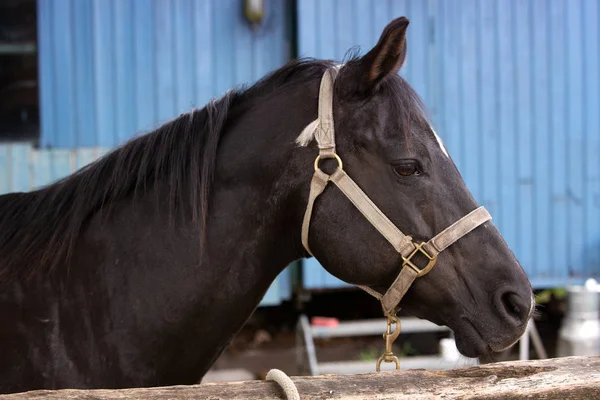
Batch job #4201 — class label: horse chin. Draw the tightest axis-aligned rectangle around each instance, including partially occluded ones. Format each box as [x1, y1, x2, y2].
[452, 319, 495, 359]
[452, 318, 525, 359]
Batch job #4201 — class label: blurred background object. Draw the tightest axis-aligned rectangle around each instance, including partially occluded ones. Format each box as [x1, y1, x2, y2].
[0, 0, 38, 143]
[557, 279, 600, 357]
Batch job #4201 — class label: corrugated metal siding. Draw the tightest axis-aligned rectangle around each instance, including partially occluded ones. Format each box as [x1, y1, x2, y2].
[297, 0, 433, 105]
[297, 0, 600, 290]
[37, 0, 291, 148]
[0, 144, 111, 194]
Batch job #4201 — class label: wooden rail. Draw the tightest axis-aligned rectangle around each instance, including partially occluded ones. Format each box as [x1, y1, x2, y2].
[2, 356, 599, 399]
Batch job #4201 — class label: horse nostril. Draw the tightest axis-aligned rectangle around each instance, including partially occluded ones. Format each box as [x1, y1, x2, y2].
[500, 292, 529, 324]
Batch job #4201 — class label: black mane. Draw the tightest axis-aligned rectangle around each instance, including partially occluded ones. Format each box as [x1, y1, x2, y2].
[0, 58, 333, 280]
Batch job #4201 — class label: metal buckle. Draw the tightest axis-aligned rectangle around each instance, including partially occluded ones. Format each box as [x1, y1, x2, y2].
[376, 314, 401, 372]
[402, 242, 437, 277]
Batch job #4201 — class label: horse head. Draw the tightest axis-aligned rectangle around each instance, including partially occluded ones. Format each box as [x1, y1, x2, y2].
[299, 17, 534, 358]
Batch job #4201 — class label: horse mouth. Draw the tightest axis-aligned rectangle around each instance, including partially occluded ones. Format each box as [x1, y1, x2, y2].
[454, 318, 493, 358]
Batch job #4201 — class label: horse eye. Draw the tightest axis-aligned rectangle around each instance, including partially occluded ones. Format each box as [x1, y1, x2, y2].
[393, 161, 421, 177]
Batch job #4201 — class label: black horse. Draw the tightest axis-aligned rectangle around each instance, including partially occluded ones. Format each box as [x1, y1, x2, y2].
[0, 17, 533, 394]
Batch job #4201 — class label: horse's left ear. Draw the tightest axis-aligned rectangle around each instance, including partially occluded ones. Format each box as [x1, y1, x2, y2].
[349, 17, 409, 94]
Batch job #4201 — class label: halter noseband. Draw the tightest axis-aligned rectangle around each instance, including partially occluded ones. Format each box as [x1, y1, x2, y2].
[301, 67, 492, 316]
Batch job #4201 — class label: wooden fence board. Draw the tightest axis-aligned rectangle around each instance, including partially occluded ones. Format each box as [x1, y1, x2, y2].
[1, 356, 599, 399]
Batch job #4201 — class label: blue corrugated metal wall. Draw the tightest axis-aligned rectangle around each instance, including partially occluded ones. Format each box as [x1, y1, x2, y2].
[298, 0, 600, 290]
[37, 0, 291, 148]
[0, 144, 110, 193]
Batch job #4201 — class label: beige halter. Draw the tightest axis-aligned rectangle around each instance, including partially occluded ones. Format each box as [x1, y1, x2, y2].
[301, 67, 492, 316]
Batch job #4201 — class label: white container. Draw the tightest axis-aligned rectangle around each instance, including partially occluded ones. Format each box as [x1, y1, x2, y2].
[557, 279, 600, 357]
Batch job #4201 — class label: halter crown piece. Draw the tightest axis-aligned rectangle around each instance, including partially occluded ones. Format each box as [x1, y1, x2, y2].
[300, 67, 492, 357]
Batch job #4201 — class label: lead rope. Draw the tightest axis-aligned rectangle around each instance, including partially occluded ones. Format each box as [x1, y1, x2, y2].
[266, 369, 300, 400]
[264, 319, 401, 400]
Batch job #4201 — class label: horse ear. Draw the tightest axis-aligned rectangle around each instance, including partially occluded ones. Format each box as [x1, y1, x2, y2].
[350, 17, 409, 94]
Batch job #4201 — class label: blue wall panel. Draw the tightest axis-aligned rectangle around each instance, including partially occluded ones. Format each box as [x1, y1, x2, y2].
[297, 0, 600, 290]
[37, 0, 291, 148]
[583, 0, 600, 275]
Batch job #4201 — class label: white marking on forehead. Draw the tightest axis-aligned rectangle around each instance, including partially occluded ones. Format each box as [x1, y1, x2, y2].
[430, 124, 449, 158]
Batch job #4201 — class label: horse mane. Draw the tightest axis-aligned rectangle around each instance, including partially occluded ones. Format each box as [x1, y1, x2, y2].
[0, 58, 333, 280]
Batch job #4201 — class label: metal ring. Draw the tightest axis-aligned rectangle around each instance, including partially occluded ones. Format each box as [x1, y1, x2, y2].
[314, 153, 343, 172]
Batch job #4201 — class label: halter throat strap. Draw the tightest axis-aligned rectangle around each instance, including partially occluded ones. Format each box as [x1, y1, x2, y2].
[300, 67, 492, 316]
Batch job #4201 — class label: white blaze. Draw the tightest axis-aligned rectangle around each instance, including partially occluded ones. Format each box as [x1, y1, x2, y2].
[430, 124, 449, 158]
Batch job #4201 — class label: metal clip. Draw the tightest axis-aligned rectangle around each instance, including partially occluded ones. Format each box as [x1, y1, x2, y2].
[376, 314, 401, 372]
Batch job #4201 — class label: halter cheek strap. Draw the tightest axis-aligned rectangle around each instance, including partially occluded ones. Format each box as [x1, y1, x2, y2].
[301, 67, 492, 316]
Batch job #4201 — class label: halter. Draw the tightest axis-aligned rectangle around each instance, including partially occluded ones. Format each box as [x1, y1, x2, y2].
[301, 66, 491, 319]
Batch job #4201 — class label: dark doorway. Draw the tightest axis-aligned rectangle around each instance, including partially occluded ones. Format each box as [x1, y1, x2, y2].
[0, 0, 38, 143]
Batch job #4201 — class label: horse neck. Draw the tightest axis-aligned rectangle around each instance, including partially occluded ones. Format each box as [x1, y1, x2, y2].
[205, 87, 319, 269]
[143, 83, 322, 378]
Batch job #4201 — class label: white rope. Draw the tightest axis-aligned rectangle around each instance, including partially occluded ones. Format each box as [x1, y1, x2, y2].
[266, 369, 300, 400]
